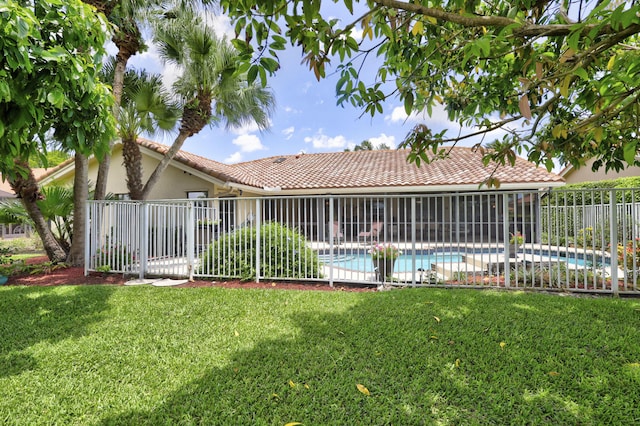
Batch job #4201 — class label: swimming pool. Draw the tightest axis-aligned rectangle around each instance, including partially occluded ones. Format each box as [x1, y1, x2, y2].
[319, 248, 605, 273]
[320, 252, 464, 273]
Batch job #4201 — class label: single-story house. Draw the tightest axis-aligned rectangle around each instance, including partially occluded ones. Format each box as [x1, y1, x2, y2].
[39, 138, 565, 243]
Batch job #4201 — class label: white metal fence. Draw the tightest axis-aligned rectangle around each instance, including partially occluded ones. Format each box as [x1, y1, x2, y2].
[86, 189, 640, 294]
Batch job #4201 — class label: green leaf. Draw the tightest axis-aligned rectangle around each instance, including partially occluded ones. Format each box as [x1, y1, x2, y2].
[477, 38, 490, 57]
[259, 57, 279, 73]
[40, 47, 67, 62]
[574, 67, 589, 81]
[247, 65, 259, 85]
[0, 80, 10, 101]
[567, 30, 581, 52]
[623, 141, 637, 165]
[404, 92, 414, 116]
[47, 90, 65, 108]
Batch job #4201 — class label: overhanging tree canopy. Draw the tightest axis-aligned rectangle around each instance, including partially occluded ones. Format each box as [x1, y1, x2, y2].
[222, 0, 640, 178]
[0, 0, 116, 262]
[0, 0, 115, 176]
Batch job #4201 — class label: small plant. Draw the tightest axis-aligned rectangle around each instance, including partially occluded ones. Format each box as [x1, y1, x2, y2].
[369, 243, 401, 261]
[96, 265, 112, 273]
[575, 227, 594, 248]
[28, 261, 65, 275]
[0, 246, 15, 276]
[616, 238, 640, 271]
[509, 232, 524, 245]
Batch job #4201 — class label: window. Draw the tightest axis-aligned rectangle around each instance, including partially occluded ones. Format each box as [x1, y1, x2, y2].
[187, 191, 208, 200]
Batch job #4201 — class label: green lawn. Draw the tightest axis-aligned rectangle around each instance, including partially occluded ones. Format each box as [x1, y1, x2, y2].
[0, 286, 638, 425]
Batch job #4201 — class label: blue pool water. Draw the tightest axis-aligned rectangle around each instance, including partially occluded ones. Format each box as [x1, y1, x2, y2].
[320, 249, 603, 273]
[323, 253, 463, 273]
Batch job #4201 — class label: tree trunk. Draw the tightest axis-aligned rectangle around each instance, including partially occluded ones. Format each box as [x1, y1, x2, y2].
[140, 131, 190, 200]
[94, 55, 127, 201]
[67, 153, 89, 266]
[122, 136, 144, 200]
[140, 94, 211, 200]
[9, 163, 66, 263]
[94, 23, 141, 200]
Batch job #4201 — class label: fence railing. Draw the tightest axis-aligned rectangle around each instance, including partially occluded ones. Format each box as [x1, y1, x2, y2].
[86, 189, 640, 294]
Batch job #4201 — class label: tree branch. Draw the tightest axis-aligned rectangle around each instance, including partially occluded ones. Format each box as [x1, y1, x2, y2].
[372, 0, 636, 38]
[373, 0, 516, 27]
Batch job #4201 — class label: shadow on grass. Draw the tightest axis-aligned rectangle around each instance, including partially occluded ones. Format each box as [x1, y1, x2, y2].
[99, 289, 639, 425]
[0, 286, 115, 378]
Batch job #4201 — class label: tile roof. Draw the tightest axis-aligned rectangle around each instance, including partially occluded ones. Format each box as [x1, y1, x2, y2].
[226, 148, 563, 190]
[139, 140, 563, 191]
[37, 139, 564, 192]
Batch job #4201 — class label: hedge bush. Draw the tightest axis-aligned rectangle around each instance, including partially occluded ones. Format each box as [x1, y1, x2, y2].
[199, 221, 321, 280]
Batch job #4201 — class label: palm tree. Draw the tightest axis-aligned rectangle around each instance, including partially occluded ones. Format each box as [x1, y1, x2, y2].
[82, 0, 147, 200]
[101, 61, 180, 199]
[85, 0, 215, 200]
[139, 12, 276, 200]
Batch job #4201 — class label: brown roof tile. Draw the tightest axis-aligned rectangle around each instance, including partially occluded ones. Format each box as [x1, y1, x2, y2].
[36, 139, 563, 192]
[228, 148, 563, 190]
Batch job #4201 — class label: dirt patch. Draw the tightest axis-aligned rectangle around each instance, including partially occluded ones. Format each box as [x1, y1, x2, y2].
[4, 257, 374, 292]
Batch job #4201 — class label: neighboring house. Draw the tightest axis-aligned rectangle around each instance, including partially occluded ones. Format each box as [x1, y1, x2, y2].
[560, 158, 640, 184]
[0, 169, 47, 239]
[40, 138, 565, 242]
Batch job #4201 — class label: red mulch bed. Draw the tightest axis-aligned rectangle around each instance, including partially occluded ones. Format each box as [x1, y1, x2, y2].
[4, 256, 374, 292]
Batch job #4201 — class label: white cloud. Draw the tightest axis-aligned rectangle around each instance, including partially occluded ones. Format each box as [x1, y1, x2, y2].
[224, 133, 266, 163]
[369, 133, 396, 148]
[386, 106, 437, 125]
[386, 104, 514, 148]
[224, 152, 243, 163]
[349, 26, 363, 42]
[202, 12, 234, 39]
[282, 127, 295, 140]
[232, 134, 265, 152]
[304, 130, 351, 149]
[230, 119, 271, 135]
[284, 106, 300, 114]
[127, 41, 182, 90]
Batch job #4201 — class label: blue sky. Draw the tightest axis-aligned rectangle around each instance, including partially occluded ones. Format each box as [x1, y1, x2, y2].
[121, 11, 506, 165]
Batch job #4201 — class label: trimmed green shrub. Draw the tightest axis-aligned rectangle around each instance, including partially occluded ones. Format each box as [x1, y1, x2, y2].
[199, 221, 321, 280]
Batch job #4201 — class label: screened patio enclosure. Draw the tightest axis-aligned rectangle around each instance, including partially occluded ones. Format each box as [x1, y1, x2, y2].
[86, 189, 640, 295]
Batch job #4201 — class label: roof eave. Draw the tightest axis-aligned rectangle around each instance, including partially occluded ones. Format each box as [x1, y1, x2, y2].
[236, 181, 566, 195]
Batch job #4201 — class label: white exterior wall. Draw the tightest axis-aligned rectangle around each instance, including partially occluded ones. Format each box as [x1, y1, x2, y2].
[49, 145, 222, 199]
[564, 158, 640, 184]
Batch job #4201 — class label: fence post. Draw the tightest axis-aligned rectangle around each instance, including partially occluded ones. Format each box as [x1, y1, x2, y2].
[84, 201, 91, 276]
[503, 194, 511, 287]
[186, 201, 195, 281]
[610, 190, 619, 296]
[140, 202, 149, 279]
[411, 196, 417, 286]
[255, 198, 261, 283]
[328, 196, 334, 288]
